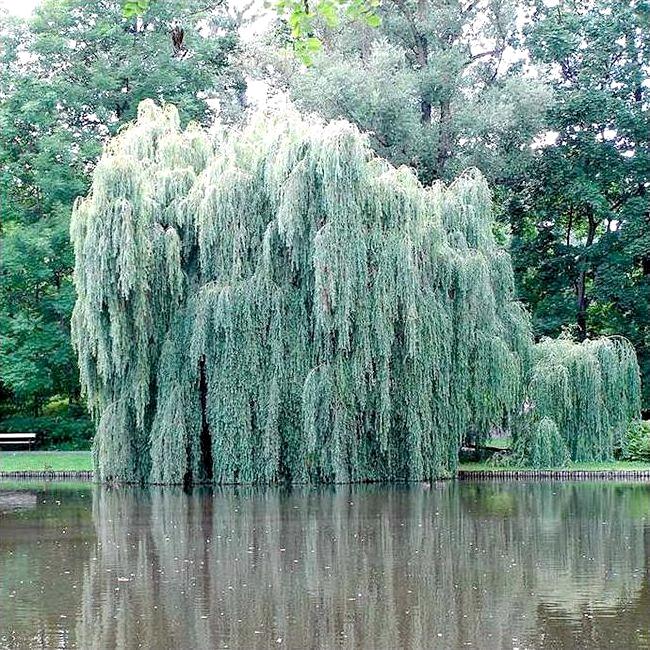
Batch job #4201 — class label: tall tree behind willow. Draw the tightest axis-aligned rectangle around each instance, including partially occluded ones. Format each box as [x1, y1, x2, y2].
[508, 0, 650, 408]
[265, 0, 551, 185]
[0, 0, 245, 427]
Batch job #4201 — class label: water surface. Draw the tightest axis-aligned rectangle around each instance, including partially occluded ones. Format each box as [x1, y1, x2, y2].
[1, 480, 649, 649]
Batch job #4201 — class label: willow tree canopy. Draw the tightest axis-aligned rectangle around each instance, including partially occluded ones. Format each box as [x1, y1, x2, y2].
[71, 101, 639, 484]
[513, 336, 641, 467]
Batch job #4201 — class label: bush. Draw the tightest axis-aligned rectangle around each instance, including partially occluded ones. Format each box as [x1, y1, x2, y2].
[621, 421, 650, 462]
[0, 414, 93, 450]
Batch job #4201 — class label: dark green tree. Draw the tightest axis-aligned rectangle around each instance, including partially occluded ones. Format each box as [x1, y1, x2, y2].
[509, 0, 650, 407]
[0, 0, 245, 431]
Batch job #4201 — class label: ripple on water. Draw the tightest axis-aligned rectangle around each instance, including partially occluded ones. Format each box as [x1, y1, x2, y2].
[0, 480, 649, 649]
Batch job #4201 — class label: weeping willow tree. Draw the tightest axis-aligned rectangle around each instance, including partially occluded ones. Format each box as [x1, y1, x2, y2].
[71, 100, 533, 484]
[71, 100, 640, 484]
[513, 336, 642, 466]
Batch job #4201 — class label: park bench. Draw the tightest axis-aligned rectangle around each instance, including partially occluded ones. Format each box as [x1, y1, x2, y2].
[0, 433, 36, 450]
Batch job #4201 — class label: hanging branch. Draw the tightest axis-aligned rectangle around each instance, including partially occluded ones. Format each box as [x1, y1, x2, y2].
[71, 101, 641, 484]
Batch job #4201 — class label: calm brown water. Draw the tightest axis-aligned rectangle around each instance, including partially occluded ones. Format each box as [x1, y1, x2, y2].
[0, 480, 649, 650]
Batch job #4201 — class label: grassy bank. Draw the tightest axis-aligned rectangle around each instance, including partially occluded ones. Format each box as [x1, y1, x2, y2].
[0, 451, 92, 473]
[2, 450, 650, 477]
[459, 460, 650, 472]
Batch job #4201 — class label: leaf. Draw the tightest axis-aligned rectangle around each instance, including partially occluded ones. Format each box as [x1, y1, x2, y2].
[121, 0, 149, 18]
[318, 2, 339, 27]
[365, 13, 381, 28]
[305, 37, 322, 53]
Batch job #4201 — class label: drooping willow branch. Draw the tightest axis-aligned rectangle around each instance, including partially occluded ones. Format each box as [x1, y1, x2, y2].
[512, 336, 641, 467]
[71, 101, 640, 483]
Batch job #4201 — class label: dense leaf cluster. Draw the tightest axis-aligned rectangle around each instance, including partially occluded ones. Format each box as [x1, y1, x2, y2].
[278, 0, 650, 409]
[513, 336, 641, 467]
[72, 102, 531, 483]
[0, 0, 244, 428]
[72, 102, 640, 483]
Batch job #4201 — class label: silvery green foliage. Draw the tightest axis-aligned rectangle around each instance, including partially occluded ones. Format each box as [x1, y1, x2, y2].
[520, 336, 641, 464]
[71, 101, 638, 484]
[510, 417, 569, 469]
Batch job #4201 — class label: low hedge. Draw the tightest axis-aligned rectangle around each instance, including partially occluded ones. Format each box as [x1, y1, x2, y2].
[0, 414, 93, 450]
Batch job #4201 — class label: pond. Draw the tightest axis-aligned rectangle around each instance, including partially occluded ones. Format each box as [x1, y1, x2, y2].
[1, 480, 649, 649]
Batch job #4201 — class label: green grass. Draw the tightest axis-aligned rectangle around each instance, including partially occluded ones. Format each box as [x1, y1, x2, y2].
[460, 460, 650, 472]
[484, 437, 512, 450]
[2, 450, 649, 476]
[0, 451, 92, 472]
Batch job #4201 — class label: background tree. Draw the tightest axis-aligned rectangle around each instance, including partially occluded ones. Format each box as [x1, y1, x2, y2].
[2, 0, 647, 455]
[267, 0, 551, 185]
[509, 0, 650, 408]
[0, 0, 245, 443]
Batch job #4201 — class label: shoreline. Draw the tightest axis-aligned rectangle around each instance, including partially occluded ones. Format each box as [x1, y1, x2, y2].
[2, 469, 650, 482]
[457, 469, 650, 480]
[0, 470, 94, 480]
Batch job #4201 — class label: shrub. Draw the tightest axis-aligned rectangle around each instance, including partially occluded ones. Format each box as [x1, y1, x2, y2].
[523, 336, 641, 463]
[621, 420, 650, 462]
[510, 417, 570, 469]
[0, 414, 94, 450]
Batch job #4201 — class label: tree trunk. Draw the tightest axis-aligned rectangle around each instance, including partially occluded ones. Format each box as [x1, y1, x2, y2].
[575, 212, 598, 341]
[576, 274, 588, 341]
[415, 38, 430, 126]
[410, 1, 430, 125]
[437, 98, 451, 177]
[420, 97, 432, 125]
[198, 355, 213, 481]
[640, 185, 649, 276]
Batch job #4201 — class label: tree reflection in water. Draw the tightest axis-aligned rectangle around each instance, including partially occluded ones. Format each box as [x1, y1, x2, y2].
[69, 482, 650, 650]
[1, 481, 648, 648]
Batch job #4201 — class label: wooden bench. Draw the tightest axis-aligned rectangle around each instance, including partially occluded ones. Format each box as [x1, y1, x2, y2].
[0, 433, 36, 450]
